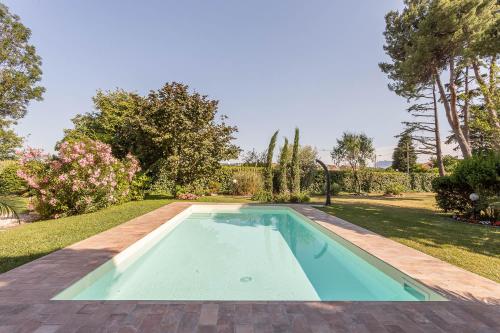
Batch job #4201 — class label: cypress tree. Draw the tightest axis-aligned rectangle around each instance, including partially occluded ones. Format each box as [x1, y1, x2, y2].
[278, 138, 290, 195]
[392, 133, 417, 172]
[264, 130, 279, 194]
[290, 127, 300, 194]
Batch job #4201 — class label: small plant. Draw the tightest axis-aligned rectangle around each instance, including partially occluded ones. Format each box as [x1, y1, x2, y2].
[384, 183, 405, 196]
[231, 170, 263, 196]
[251, 190, 273, 202]
[331, 182, 341, 196]
[176, 193, 199, 200]
[289, 192, 311, 203]
[273, 193, 290, 203]
[0, 200, 19, 223]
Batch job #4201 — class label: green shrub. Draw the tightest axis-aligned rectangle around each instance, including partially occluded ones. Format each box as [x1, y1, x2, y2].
[432, 153, 500, 218]
[289, 192, 311, 203]
[331, 182, 341, 195]
[231, 170, 263, 196]
[217, 166, 264, 194]
[129, 173, 150, 200]
[17, 140, 141, 218]
[272, 193, 290, 203]
[308, 169, 437, 194]
[251, 190, 273, 202]
[0, 161, 26, 195]
[432, 176, 472, 213]
[384, 183, 405, 196]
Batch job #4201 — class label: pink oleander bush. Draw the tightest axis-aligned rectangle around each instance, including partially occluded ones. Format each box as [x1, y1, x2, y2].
[17, 139, 141, 218]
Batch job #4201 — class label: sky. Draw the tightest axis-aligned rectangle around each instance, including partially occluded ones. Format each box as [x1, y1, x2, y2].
[4, 0, 458, 163]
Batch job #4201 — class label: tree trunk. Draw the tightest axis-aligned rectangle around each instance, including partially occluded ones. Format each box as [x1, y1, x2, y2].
[472, 60, 500, 130]
[432, 80, 446, 176]
[463, 66, 470, 143]
[433, 66, 472, 158]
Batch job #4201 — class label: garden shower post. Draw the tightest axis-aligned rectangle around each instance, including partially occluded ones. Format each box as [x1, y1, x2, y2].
[316, 159, 331, 206]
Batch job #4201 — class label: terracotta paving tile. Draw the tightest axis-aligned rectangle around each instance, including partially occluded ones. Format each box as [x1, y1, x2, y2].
[0, 202, 499, 332]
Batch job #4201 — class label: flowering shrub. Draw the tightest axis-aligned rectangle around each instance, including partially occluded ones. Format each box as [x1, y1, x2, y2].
[176, 193, 199, 200]
[17, 139, 141, 218]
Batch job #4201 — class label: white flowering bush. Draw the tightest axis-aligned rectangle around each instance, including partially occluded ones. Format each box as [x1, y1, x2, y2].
[17, 139, 140, 218]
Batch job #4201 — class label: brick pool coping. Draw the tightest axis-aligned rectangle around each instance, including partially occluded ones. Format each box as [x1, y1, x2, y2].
[0, 202, 499, 332]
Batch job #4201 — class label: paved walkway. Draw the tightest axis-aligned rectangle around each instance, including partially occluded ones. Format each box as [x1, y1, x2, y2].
[0, 202, 499, 332]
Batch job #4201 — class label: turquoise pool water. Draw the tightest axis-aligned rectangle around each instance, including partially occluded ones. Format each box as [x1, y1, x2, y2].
[54, 206, 445, 301]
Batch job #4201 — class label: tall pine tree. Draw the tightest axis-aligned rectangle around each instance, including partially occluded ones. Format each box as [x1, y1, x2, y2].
[392, 134, 417, 172]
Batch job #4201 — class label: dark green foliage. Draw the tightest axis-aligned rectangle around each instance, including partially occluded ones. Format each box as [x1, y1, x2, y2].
[432, 176, 472, 213]
[251, 189, 273, 202]
[309, 170, 437, 194]
[0, 120, 23, 160]
[392, 133, 417, 172]
[277, 138, 290, 195]
[0, 161, 25, 195]
[331, 132, 375, 193]
[290, 128, 300, 194]
[330, 182, 342, 196]
[264, 131, 279, 194]
[432, 152, 500, 218]
[0, 3, 44, 121]
[64, 83, 239, 191]
[384, 183, 406, 196]
[298, 145, 319, 190]
[289, 192, 310, 203]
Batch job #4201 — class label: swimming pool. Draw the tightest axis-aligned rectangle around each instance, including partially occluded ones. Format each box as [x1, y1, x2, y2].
[54, 205, 446, 301]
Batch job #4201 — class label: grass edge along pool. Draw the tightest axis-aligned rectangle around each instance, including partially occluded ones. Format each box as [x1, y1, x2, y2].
[53, 205, 447, 301]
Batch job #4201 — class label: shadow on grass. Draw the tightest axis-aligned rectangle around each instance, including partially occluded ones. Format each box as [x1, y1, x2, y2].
[319, 202, 499, 259]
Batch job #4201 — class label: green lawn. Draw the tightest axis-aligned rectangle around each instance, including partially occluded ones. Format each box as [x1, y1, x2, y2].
[315, 193, 500, 283]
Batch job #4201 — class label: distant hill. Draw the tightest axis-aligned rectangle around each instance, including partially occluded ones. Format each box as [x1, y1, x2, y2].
[376, 160, 392, 169]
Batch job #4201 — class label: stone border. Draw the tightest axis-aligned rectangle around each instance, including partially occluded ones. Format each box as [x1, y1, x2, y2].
[0, 202, 499, 332]
[289, 204, 500, 304]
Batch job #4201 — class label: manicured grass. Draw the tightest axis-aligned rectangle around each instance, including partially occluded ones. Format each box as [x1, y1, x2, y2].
[315, 193, 500, 283]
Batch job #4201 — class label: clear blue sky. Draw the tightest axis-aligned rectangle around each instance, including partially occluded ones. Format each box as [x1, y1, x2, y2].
[4, 0, 455, 162]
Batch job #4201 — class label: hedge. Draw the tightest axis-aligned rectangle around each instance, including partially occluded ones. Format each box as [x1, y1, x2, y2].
[0, 160, 26, 195]
[217, 165, 437, 194]
[309, 169, 437, 193]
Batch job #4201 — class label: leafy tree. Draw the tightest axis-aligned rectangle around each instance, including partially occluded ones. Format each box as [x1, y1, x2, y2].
[380, 0, 499, 158]
[64, 82, 239, 188]
[263, 130, 279, 194]
[0, 119, 22, 160]
[331, 132, 375, 193]
[241, 148, 266, 167]
[63, 89, 143, 158]
[277, 138, 290, 195]
[0, 3, 44, 120]
[290, 128, 300, 194]
[392, 133, 417, 172]
[430, 155, 460, 173]
[400, 81, 446, 176]
[298, 145, 319, 190]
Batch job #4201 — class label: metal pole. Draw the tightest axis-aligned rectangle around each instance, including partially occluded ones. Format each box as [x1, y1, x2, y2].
[406, 141, 410, 189]
[316, 159, 331, 206]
